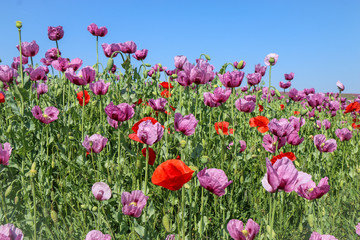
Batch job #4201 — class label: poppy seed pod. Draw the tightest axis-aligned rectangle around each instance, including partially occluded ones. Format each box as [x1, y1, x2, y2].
[16, 21, 22, 29]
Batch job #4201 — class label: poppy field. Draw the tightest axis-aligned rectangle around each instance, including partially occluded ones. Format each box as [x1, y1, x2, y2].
[1, 22, 360, 240]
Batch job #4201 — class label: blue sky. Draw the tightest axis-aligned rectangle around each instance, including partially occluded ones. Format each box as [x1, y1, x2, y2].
[1, 0, 360, 93]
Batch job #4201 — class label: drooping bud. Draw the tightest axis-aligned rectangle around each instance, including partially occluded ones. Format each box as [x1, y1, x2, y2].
[16, 21, 22, 29]
[157, 63, 162, 68]
[106, 58, 114, 71]
[5, 185, 12, 198]
[275, 89, 281, 97]
[204, 54, 211, 61]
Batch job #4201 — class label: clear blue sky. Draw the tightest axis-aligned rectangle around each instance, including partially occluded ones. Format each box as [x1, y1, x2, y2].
[1, 0, 360, 93]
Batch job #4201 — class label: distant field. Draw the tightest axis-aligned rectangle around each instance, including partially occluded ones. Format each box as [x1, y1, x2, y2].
[281, 92, 359, 100]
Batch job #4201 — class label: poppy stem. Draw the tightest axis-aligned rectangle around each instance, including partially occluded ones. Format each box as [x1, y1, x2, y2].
[18, 28, 24, 87]
[0, 184, 8, 223]
[144, 145, 149, 195]
[118, 128, 121, 176]
[55, 40, 60, 57]
[97, 201, 101, 230]
[181, 185, 186, 240]
[267, 65, 272, 108]
[96, 36, 99, 78]
[231, 88, 236, 155]
[30, 176, 37, 240]
[270, 191, 277, 239]
[199, 186, 204, 238]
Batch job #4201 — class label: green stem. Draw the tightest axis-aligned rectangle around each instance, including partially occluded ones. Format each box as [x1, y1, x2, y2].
[267, 65, 272, 108]
[181, 185, 186, 240]
[55, 40, 60, 57]
[117, 128, 121, 176]
[199, 186, 204, 238]
[18, 29, 24, 87]
[97, 201, 101, 230]
[0, 187, 8, 223]
[31, 177, 37, 240]
[96, 36, 99, 78]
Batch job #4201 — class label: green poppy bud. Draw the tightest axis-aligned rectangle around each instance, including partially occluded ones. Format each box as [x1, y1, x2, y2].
[14, 196, 19, 205]
[6, 125, 12, 134]
[300, 108, 307, 115]
[5, 185, 12, 198]
[298, 221, 303, 232]
[236, 61, 244, 69]
[275, 89, 281, 97]
[180, 140, 186, 148]
[16, 21, 22, 29]
[204, 54, 211, 61]
[145, 63, 151, 67]
[162, 214, 171, 232]
[157, 63, 162, 68]
[171, 74, 178, 79]
[0, 82, 3, 88]
[240, 176, 244, 183]
[106, 58, 114, 71]
[136, 159, 142, 169]
[51, 210, 58, 223]
[307, 214, 314, 228]
[92, 206, 97, 211]
[81, 204, 87, 209]
[29, 162, 37, 177]
[201, 156, 209, 164]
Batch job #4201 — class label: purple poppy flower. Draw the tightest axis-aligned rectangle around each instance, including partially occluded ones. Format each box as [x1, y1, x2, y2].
[174, 55, 188, 70]
[218, 71, 244, 88]
[85, 230, 111, 240]
[189, 59, 215, 85]
[316, 120, 331, 130]
[289, 116, 305, 132]
[197, 168, 232, 197]
[65, 66, 95, 85]
[262, 157, 312, 193]
[356, 222, 360, 236]
[314, 134, 337, 152]
[174, 113, 198, 136]
[107, 116, 120, 129]
[268, 118, 295, 137]
[335, 128, 352, 141]
[289, 88, 306, 102]
[87, 23, 108, 37]
[119, 41, 137, 54]
[239, 140, 247, 153]
[82, 134, 108, 154]
[255, 64, 267, 76]
[304, 88, 315, 95]
[264, 53, 279, 66]
[307, 93, 325, 108]
[309, 232, 338, 240]
[262, 134, 287, 153]
[40, 58, 52, 66]
[336, 81, 344, 92]
[233, 60, 246, 69]
[165, 234, 176, 240]
[176, 62, 194, 87]
[68, 58, 83, 71]
[30, 67, 47, 81]
[0, 223, 23, 240]
[89, 80, 110, 95]
[279, 81, 291, 89]
[101, 43, 121, 58]
[284, 72, 294, 80]
[45, 48, 60, 61]
[0, 143, 12, 166]
[328, 101, 340, 111]
[241, 86, 248, 92]
[246, 73, 262, 86]
[132, 49, 148, 61]
[31, 106, 59, 124]
[92, 182, 112, 201]
[13, 56, 28, 64]
[121, 190, 149, 218]
[287, 132, 304, 146]
[0, 65, 18, 83]
[37, 83, 48, 98]
[148, 98, 167, 112]
[16, 40, 39, 57]
[203, 92, 221, 107]
[296, 177, 330, 200]
[235, 97, 256, 113]
[212, 87, 231, 104]
[48, 26, 64, 41]
[227, 219, 260, 240]
[105, 102, 135, 122]
[137, 120, 164, 146]
[52, 57, 70, 72]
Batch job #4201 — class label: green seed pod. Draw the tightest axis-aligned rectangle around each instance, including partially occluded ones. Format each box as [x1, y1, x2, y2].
[307, 214, 314, 228]
[204, 54, 211, 61]
[92, 206, 98, 212]
[201, 156, 209, 164]
[81, 204, 87, 209]
[136, 159, 143, 169]
[51, 210, 58, 223]
[106, 58, 114, 71]
[269, 58, 275, 64]
[68, 136, 75, 140]
[16, 21, 22, 29]
[5, 185, 12, 198]
[14, 196, 19, 205]
[162, 214, 171, 232]
[52, 159, 55, 168]
[6, 125, 12, 134]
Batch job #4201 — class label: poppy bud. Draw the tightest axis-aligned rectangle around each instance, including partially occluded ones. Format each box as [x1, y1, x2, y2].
[81, 204, 87, 209]
[92, 206, 98, 211]
[356, 167, 360, 173]
[201, 156, 209, 164]
[51, 191, 55, 201]
[275, 89, 281, 97]
[240, 175, 244, 183]
[51, 210, 58, 223]
[16, 21, 22, 29]
[145, 63, 151, 67]
[5, 185, 12, 197]
[236, 60, 244, 69]
[29, 162, 37, 177]
[69, 136, 75, 140]
[162, 214, 171, 232]
[298, 221, 303, 232]
[157, 63, 162, 68]
[52, 159, 55, 168]
[171, 74, 178, 79]
[14, 196, 19, 205]
[108, 175, 112, 185]
[106, 58, 114, 71]
[136, 159, 143, 169]
[269, 58, 275, 64]
[266, 225, 276, 238]
[6, 125, 12, 134]
[307, 214, 314, 228]
[180, 140, 186, 148]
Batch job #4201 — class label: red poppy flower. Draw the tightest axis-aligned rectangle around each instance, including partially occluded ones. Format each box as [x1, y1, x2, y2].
[280, 104, 285, 110]
[134, 98, 143, 105]
[86, 151, 90, 157]
[160, 82, 174, 89]
[0, 93, 5, 103]
[161, 89, 171, 98]
[214, 122, 234, 135]
[170, 105, 176, 111]
[271, 151, 296, 165]
[176, 155, 181, 160]
[77, 90, 90, 106]
[141, 147, 156, 165]
[294, 111, 300, 115]
[129, 117, 165, 143]
[249, 116, 269, 133]
[344, 102, 360, 114]
[352, 123, 360, 129]
[258, 104, 264, 112]
[151, 159, 194, 191]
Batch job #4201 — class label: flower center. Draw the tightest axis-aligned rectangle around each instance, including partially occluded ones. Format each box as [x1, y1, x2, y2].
[43, 114, 49, 118]
[130, 202, 137, 206]
[308, 188, 314, 193]
[241, 229, 249, 237]
[321, 143, 325, 148]
[96, 190, 104, 200]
